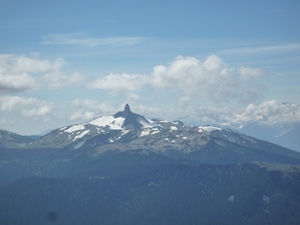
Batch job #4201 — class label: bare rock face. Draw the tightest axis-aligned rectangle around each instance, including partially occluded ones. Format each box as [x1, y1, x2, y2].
[114, 104, 147, 130]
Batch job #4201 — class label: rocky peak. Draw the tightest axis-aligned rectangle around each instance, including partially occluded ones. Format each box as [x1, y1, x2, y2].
[123, 104, 131, 118]
[113, 104, 145, 129]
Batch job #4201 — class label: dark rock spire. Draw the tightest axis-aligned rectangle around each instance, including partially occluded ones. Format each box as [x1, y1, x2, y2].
[113, 104, 147, 129]
[123, 104, 131, 118]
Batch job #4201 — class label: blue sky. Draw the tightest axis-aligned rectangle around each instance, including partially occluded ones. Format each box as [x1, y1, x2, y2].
[1, 0, 300, 135]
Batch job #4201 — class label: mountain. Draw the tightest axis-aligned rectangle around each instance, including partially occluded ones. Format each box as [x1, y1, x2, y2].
[239, 122, 300, 152]
[1, 104, 300, 225]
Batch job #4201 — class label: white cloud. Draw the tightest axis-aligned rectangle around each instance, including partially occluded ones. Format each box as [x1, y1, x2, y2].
[151, 56, 200, 89]
[238, 84, 268, 104]
[219, 43, 300, 55]
[70, 111, 96, 121]
[172, 100, 300, 128]
[43, 33, 146, 47]
[0, 96, 36, 111]
[123, 103, 162, 118]
[22, 105, 52, 117]
[0, 73, 38, 94]
[0, 53, 74, 93]
[203, 54, 224, 70]
[0, 96, 53, 117]
[125, 93, 140, 101]
[70, 99, 117, 121]
[0, 53, 66, 74]
[43, 72, 84, 88]
[72, 99, 116, 112]
[87, 73, 149, 94]
[0, 118, 15, 125]
[238, 66, 266, 80]
[150, 55, 239, 102]
[87, 55, 267, 104]
[234, 100, 300, 125]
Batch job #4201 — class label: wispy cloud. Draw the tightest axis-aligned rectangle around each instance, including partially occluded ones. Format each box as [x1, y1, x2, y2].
[43, 33, 147, 47]
[219, 43, 300, 55]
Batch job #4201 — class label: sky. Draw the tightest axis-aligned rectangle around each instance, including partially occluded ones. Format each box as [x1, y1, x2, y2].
[0, 0, 300, 135]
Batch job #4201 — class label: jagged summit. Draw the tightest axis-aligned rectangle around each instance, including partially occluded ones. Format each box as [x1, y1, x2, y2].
[114, 104, 132, 118]
[124, 104, 130, 116]
[114, 104, 149, 129]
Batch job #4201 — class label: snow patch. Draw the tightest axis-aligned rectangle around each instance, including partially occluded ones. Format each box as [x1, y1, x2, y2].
[151, 130, 160, 135]
[198, 126, 222, 133]
[121, 130, 130, 136]
[96, 127, 103, 133]
[140, 130, 150, 137]
[137, 118, 160, 128]
[89, 116, 125, 130]
[64, 125, 85, 133]
[170, 126, 177, 131]
[159, 120, 169, 123]
[73, 130, 89, 141]
[140, 127, 160, 137]
[73, 141, 85, 150]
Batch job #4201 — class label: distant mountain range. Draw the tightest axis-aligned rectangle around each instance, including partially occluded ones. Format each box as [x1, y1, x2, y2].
[1, 104, 300, 225]
[177, 106, 300, 152]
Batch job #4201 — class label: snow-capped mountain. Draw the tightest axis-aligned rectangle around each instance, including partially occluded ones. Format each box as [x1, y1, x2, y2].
[25, 104, 223, 151]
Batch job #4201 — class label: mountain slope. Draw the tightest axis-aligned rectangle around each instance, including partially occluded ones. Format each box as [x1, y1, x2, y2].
[0, 129, 33, 148]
